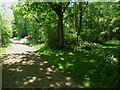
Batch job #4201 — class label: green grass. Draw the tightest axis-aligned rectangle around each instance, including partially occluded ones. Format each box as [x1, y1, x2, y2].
[0, 47, 6, 54]
[0, 44, 11, 55]
[30, 40, 119, 88]
[0, 42, 11, 55]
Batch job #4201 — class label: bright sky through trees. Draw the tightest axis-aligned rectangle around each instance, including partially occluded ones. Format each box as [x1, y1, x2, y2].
[0, 0, 18, 19]
[0, 0, 18, 31]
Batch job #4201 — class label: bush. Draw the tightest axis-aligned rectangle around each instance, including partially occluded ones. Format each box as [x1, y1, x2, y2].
[1, 24, 10, 47]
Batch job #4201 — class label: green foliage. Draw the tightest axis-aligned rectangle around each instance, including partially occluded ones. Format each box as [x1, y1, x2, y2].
[35, 43, 118, 88]
[12, 3, 28, 39]
[12, 2, 58, 46]
[2, 1, 120, 88]
[0, 47, 6, 54]
[82, 2, 119, 42]
[12, 2, 120, 48]
[0, 20, 10, 47]
[0, 6, 10, 55]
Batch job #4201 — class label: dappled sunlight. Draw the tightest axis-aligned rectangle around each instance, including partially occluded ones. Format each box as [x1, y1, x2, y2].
[39, 62, 44, 66]
[46, 71, 50, 75]
[39, 47, 118, 88]
[50, 84, 55, 87]
[55, 82, 61, 87]
[3, 57, 23, 65]
[39, 68, 43, 71]
[3, 39, 118, 88]
[47, 76, 52, 80]
[2, 50, 83, 88]
[83, 75, 90, 87]
[9, 68, 23, 72]
[47, 67, 53, 72]
[22, 76, 42, 87]
[22, 60, 35, 65]
[89, 59, 95, 63]
[43, 61, 48, 64]
[1, 1, 119, 88]
[60, 57, 64, 61]
[65, 82, 72, 86]
[68, 52, 74, 55]
[66, 77, 71, 81]
[24, 76, 37, 84]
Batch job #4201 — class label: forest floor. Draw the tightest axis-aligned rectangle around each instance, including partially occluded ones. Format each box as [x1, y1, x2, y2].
[1, 39, 83, 88]
[32, 40, 119, 88]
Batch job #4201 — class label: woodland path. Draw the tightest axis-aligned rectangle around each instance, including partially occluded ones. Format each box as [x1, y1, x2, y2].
[1, 39, 83, 88]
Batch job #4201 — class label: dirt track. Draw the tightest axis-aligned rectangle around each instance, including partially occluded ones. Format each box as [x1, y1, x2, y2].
[2, 39, 83, 88]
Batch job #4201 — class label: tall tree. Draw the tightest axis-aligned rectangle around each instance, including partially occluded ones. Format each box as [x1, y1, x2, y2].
[74, 2, 78, 31]
[49, 2, 70, 48]
[0, 13, 10, 46]
[77, 2, 88, 45]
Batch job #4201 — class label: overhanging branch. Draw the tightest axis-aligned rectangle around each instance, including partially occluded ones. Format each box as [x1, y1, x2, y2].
[82, 2, 88, 12]
[62, 2, 70, 13]
[48, 2, 59, 14]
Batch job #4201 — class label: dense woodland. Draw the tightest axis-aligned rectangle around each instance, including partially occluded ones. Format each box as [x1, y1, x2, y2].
[0, 1, 120, 88]
[0, 10, 10, 47]
[11, 2, 120, 48]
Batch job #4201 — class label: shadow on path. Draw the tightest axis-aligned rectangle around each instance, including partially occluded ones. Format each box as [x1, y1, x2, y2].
[2, 51, 83, 88]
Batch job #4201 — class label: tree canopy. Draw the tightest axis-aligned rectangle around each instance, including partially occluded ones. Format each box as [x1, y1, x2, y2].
[1, 1, 120, 88]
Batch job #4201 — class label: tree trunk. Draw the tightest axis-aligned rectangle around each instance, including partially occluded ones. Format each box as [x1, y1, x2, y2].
[48, 2, 70, 48]
[74, 2, 78, 31]
[77, 2, 83, 45]
[24, 18, 28, 37]
[58, 13, 64, 48]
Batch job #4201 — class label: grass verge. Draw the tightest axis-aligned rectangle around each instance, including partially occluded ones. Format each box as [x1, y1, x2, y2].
[28, 40, 119, 88]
